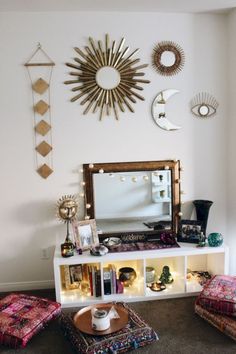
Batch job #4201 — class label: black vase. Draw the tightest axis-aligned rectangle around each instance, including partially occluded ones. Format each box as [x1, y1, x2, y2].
[193, 200, 213, 235]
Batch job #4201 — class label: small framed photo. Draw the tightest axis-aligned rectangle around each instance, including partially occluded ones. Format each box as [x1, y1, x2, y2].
[178, 219, 202, 243]
[69, 264, 83, 284]
[72, 219, 99, 250]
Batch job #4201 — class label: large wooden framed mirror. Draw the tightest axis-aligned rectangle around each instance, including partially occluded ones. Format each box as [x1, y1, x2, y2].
[83, 160, 181, 239]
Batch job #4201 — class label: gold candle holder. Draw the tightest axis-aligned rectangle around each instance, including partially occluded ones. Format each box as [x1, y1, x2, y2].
[61, 242, 74, 258]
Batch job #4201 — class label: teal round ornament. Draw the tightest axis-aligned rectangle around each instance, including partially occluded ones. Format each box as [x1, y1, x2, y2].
[207, 233, 223, 247]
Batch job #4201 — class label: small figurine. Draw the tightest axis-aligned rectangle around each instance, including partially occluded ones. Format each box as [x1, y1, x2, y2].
[197, 232, 206, 248]
[159, 265, 174, 284]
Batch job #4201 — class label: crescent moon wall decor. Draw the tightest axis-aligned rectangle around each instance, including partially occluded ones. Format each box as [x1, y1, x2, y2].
[152, 41, 185, 76]
[151, 89, 181, 131]
[65, 34, 150, 120]
[190, 92, 219, 118]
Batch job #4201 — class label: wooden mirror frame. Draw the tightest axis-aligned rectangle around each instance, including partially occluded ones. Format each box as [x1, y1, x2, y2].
[83, 160, 181, 238]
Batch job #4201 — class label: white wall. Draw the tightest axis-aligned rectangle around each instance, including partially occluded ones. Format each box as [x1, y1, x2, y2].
[0, 11, 230, 290]
[227, 9, 236, 276]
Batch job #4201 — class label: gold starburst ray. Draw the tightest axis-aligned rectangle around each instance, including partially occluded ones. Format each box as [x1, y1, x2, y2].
[71, 83, 96, 92]
[65, 34, 150, 120]
[114, 47, 130, 67]
[111, 38, 124, 66]
[116, 48, 139, 70]
[64, 79, 80, 85]
[118, 85, 137, 103]
[120, 63, 148, 74]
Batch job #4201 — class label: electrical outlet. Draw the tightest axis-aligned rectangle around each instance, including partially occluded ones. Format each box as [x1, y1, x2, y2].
[41, 248, 49, 260]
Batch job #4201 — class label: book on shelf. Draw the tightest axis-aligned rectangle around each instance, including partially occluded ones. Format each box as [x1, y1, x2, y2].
[103, 264, 118, 295]
[95, 269, 102, 297]
[103, 267, 112, 295]
[87, 265, 101, 297]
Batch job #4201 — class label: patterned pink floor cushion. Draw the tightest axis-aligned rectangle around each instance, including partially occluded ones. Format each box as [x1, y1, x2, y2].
[0, 293, 61, 348]
[196, 275, 236, 317]
[195, 303, 236, 341]
[60, 302, 158, 353]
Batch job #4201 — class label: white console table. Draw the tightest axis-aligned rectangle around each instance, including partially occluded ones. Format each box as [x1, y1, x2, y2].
[53, 243, 229, 308]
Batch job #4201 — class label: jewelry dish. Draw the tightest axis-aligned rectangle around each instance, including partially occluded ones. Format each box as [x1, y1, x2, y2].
[103, 237, 122, 249]
[149, 281, 166, 292]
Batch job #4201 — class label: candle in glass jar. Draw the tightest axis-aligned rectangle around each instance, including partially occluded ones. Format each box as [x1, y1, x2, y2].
[61, 242, 74, 257]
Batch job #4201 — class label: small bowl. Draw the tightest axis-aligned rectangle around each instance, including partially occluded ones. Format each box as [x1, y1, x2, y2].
[118, 267, 136, 287]
[103, 237, 121, 249]
[90, 244, 108, 256]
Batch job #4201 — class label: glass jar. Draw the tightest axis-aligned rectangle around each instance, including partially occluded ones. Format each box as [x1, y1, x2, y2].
[146, 267, 156, 284]
[207, 233, 223, 247]
[61, 241, 74, 257]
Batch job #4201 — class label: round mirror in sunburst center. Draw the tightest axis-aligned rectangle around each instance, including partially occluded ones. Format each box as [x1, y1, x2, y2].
[96, 66, 121, 90]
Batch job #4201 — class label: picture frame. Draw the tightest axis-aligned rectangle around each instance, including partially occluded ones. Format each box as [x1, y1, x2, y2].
[69, 264, 83, 284]
[72, 219, 99, 250]
[177, 219, 202, 244]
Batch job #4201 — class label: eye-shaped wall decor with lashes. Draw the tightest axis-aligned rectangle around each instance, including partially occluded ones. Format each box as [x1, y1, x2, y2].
[190, 92, 219, 118]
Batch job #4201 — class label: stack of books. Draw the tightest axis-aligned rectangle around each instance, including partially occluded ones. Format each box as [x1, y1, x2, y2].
[103, 264, 123, 295]
[62, 264, 101, 297]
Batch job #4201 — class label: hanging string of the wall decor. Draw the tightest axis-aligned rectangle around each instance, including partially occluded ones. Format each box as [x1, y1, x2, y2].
[24, 43, 55, 179]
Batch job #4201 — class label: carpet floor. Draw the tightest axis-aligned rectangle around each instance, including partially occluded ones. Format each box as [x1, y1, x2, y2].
[0, 290, 235, 354]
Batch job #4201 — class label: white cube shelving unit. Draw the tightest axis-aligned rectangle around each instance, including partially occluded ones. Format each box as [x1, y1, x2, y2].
[53, 243, 229, 308]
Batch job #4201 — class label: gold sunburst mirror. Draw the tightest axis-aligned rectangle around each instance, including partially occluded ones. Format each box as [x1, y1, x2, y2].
[65, 34, 150, 120]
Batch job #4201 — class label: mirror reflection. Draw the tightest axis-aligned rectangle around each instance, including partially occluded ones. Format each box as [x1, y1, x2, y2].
[93, 170, 172, 233]
[96, 66, 121, 90]
[152, 89, 181, 131]
[160, 51, 176, 67]
[83, 160, 181, 237]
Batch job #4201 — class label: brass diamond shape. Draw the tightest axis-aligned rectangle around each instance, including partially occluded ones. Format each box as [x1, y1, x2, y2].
[37, 164, 53, 179]
[36, 141, 52, 157]
[35, 120, 51, 136]
[34, 100, 49, 115]
[32, 78, 49, 94]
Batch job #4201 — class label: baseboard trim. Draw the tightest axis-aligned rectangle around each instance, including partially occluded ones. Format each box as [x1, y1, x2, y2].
[0, 280, 55, 292]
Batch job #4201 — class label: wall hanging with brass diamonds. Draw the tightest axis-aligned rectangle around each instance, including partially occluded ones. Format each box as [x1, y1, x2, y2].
[152, 41, 185, 76]
[65, 34, 150, 120]
[24, 43, 55, 179]
[190, 92, 219, 118]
